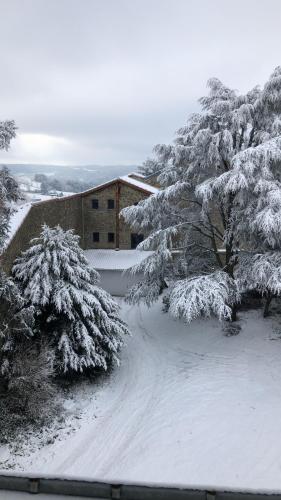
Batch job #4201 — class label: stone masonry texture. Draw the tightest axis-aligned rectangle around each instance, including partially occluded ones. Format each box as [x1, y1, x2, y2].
[1, 180, 152, 273]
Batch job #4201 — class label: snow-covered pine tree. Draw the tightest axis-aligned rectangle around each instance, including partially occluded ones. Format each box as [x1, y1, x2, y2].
[122, 67, 281, 322]
[13, 225, 129, 374]
[0, 118, 20, 250]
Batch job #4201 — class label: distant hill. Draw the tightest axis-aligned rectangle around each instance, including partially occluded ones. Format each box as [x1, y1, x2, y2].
[0, 163, 138, 186]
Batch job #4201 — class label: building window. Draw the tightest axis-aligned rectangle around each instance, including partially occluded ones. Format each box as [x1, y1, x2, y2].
[108, 232, 115, 243]
[131, 233, 144, 249]
[107, 199, 115, 209]
[92, 199, 99, 209]
[93, 232, 100, 242]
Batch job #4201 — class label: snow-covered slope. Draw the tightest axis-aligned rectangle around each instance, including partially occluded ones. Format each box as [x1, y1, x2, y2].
[2, 301, 281, 492]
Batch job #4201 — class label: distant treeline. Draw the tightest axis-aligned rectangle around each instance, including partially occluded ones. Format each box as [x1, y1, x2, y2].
[34, 174, 93, 194]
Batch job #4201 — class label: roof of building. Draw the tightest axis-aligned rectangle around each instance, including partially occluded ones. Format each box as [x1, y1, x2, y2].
[30, 173, 159, 207]
[144, 169, 162, 179]
[119, 175, 159, 194]
[4, 203, 32, 249]
[84, 249, 154, 271]
[128, 172, 146, 178]
[3, 193, 74, 251]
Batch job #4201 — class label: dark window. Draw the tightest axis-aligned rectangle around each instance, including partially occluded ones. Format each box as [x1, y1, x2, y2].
[108, 232, 115, 243]
[93, 232, 100, 242]
[131, 233, 144, 249]
[107, 199, 115, 209]
[92, 199, 99, 209]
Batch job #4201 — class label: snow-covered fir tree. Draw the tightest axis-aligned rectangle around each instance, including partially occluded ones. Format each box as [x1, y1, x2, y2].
[122, 67, 281, 322]
[13, 225, 129, 374]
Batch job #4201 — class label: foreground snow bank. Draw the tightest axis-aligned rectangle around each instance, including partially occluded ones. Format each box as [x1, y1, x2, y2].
[1, 301, 281, 491]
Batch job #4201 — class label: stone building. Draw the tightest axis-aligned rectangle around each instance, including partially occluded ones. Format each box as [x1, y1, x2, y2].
[1, 173, 159, 273]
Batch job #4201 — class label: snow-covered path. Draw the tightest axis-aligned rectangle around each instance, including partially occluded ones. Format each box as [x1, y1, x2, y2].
[3, 300, 281, 491]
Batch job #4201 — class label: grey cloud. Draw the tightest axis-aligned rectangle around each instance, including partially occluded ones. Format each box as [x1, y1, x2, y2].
[0, 0, 281, 165]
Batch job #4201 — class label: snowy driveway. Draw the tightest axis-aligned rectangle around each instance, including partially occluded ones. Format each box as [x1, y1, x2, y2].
[3, 301, 281, 491]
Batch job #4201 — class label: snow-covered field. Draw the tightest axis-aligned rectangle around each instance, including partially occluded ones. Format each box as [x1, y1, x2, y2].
[1, 300, 281, 492]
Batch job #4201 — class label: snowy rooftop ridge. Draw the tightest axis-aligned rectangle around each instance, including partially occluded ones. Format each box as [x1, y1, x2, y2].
[128, 171, 146, 178]
[4, 203, 32, 250]
[84, 249, 154, 270]
[119, 175, 159, 194]
[3, 193, 74, 251]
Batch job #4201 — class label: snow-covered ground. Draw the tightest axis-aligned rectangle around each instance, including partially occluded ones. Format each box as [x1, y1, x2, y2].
[1, 300, 281, 492]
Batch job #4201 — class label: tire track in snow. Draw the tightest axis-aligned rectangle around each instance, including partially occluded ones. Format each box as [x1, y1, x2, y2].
[96, 304, 168, 477]
[55, 303, 166, 477]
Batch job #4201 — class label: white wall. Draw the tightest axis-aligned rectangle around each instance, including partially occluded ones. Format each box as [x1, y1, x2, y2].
[98, 269, 142, 296]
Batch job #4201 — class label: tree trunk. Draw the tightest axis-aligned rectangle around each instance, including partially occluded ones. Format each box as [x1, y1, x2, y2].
[263, 293, 272, 318]
[231, 303, 237, 322]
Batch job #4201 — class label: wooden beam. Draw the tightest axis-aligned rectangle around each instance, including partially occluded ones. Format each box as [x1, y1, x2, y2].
[116, 181, 120, 249]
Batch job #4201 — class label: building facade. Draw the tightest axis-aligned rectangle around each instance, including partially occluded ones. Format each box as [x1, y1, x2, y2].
[1, 174, 159, 273]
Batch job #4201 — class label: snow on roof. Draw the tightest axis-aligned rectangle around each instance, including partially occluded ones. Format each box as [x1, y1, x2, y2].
[128, 171, 146, 178]
[84, 249, 154, 270]
[31, 175, 159, 204]
[3, 192, 75, 250]
[4, 203, 32, 249]
[120, 175, 159, 194]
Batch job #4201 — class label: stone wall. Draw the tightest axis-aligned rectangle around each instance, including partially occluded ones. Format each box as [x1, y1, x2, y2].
[1, 195, 83, 273]
[1, 179, 154, 273]
[119, 183, 148, 248]
[82, 181, 148, 249]
[83, 184, 117, 249]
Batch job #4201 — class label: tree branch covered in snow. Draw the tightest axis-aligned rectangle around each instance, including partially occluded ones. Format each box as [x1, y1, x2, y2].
[169, 272, 240, 322]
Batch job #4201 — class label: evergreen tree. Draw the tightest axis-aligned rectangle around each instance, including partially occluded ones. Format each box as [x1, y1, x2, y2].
[0, 166, 23, 251]
[0, 118, 20, 250]
[122, 67, 281, 322]
[13, 225, 129, 374]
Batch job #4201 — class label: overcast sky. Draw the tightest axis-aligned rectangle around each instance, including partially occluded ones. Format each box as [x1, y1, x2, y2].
[0, 0, 281, 167]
